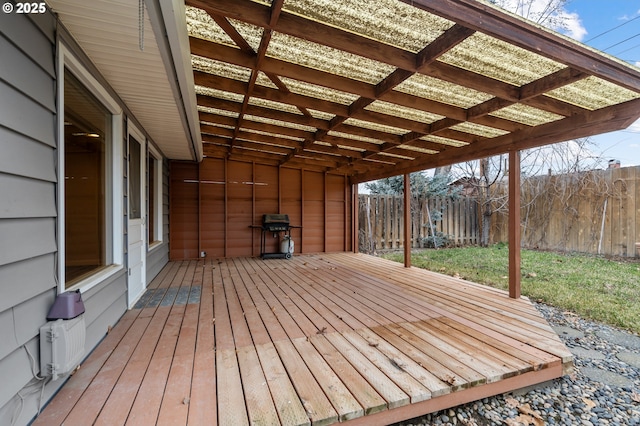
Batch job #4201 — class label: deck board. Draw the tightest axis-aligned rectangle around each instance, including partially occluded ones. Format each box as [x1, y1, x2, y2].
[35, 253, 572, 426]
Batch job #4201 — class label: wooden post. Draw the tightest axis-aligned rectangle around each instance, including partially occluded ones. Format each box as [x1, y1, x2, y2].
[508, 150, 521, 299]
[404, 173, 411, 268]
[353, 183, 359, 253]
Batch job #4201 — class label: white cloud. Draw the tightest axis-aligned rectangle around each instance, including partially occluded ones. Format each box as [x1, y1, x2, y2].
[492, 0, 587, 40]
[560, 11, 587, 41]
[629, 118, 640, 132]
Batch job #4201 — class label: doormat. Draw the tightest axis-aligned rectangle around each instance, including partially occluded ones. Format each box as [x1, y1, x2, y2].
[133, 285, 201, 309]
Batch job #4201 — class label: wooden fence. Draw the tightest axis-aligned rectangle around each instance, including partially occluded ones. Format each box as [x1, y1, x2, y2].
[358, 195, 479, 252]
[359, 166, 640, 258]
[491, 166, 640, 258]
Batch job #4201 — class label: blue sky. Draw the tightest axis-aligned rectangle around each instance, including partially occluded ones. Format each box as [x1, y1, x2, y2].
[567, 0, 640, 166]
[494, 0, 640, 167]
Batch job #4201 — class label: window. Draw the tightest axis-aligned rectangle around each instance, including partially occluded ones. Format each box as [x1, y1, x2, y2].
[148, 146, 163, 247]
[59, 45, 123, 291]
[64, 70, 111, 285]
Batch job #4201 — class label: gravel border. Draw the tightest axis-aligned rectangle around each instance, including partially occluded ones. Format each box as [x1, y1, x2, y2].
[393, 303, 640, 426]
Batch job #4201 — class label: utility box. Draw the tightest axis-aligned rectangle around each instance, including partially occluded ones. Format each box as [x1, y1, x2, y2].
[40, 315, 86, 381]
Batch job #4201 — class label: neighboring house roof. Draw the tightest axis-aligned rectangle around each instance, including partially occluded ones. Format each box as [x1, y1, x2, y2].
[49, 0, 640, 178]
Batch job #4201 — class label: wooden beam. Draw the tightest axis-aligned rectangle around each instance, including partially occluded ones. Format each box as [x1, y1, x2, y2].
[352, 97, 640, 183]
[508, 150, 521, 299]
[404, 174, 411, 268]
[400, 0, 640, 92]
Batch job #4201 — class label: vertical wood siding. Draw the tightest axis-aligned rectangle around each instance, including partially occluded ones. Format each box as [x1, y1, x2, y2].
[169, 158, 352, 259]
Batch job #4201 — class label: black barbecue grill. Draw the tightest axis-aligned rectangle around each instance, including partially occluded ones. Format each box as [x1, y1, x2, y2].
[252, 214, 300, 259]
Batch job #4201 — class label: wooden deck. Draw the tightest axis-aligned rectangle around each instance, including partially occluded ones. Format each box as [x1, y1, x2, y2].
[34, 253, 572, 426]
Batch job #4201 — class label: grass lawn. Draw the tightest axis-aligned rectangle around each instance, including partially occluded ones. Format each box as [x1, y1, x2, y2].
[381, 244, 640, 334]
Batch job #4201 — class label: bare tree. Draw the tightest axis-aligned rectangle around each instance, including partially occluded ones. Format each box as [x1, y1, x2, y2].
[453, 139, 605, 246]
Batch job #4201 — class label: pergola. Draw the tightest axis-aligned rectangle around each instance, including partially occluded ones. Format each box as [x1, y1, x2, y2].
[185, 0, 640, 295]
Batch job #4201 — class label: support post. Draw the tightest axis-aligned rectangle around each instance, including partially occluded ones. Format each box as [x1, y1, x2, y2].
[404, 173, 411, 268]
[353, 183, 359, 253]
[508, 150, 521, 299]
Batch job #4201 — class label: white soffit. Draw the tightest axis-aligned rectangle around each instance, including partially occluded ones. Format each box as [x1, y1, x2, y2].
[48, 0, 196, 160]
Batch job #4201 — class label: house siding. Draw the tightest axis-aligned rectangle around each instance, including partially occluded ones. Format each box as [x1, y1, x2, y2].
[0, 9, 59, 425]
[146, 158, 170, 283]
[0, 10, 170, 425]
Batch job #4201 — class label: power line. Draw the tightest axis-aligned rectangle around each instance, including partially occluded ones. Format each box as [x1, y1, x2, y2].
[584, 14, 640, 43]
[603, 32, 640, 52]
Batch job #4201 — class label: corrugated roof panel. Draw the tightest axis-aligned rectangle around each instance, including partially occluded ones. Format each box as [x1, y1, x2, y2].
[420, 135, 468, 147]
[279, 76, 360, 105]
[343, 117, 407, 135]
[397, 144, 438, 154]
[198, 106, 239, 119]
[248, 97, 307, 114]
[546, 76, 640, 110]
[244, 115, 317, 132]
[328, 130, 386, 145]
[196, 85, 245, 102]
[490, 104, 564, 126]
[365, 100, 445, 124]
[192, 56, 252, 82]
[438, 32, 566, 85]
[283, 0, 454, 53]
[377, 151, 415, 160]
[241, 127, 305, 141]
[308, 109, 335, 120]
[186, 6, 233, 45]
[395, 74, 494, 108]
[450, 122, 509, 138]
[267, 32, 396, 85]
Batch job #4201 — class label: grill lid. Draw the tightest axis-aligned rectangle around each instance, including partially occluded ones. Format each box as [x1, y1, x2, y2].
[263, 214, 289, 225]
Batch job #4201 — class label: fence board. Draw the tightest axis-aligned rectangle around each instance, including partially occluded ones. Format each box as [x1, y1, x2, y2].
[360, 166, 639, 258]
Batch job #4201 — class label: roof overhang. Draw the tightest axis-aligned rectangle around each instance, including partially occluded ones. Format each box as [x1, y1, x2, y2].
[185, 0, 640, 183]
[48, 0, 203, 161]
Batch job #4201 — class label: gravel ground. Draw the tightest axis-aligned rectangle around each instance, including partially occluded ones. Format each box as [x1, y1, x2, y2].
[393, 303, 640, 426]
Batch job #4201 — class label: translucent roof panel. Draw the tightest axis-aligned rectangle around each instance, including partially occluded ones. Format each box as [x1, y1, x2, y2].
[186, 7, 264, 51]
[395, 74, 494, 108]
[365, 101, 445, 124]
[247, 97, 305, 115]
[244, 115, 317, 132]
[241, 127, 304, 142]
[192, 56, 251, 82]
[186, 6, 232, 45]
[198, 106, 239, 119]
[450, 122, 509, 138]
[328, 130, 386, 145]
[545, 76, 640, 110]
[490, 104, 564, 126]
[188, 0, 640, 180]
[397, 144, 438, 155]
[438, 32, 566, 86]
[196, 86, 245, 103]
[343, 118, 407, 135]
[282, 0, 454, 53]
[267, 32, 395, 85]
[279, 76, 360, 105]
[420, 135, 468, 147]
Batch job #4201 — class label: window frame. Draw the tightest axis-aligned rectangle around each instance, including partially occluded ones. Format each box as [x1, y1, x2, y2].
[147, 143, 163, 250]
[57, 43, 124, 294]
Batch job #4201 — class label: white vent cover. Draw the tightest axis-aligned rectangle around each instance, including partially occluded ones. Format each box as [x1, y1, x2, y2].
[40, 315, 86, 381]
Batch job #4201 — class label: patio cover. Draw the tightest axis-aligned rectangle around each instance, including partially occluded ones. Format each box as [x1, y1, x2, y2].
[186, 0, 640, 184]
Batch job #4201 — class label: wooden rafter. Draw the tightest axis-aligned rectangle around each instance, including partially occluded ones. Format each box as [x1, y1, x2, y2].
[187, 0, 640, 180]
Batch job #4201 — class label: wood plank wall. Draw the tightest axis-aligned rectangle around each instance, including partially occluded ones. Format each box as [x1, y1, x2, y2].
[169, 158, 352, 260]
